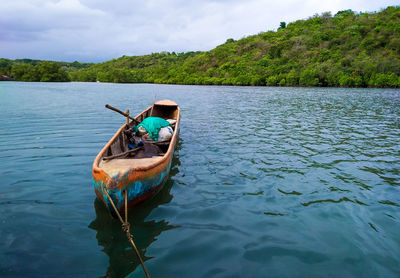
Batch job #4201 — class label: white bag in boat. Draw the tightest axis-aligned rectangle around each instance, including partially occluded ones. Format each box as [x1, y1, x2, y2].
[158, 126, 173, 141]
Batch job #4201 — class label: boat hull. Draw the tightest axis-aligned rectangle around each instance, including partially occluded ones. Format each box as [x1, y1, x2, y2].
[93, 148, 174, 214]
[92, 100, 180, 216]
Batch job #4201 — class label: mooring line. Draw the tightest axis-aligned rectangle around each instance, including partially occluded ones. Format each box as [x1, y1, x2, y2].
[103, 189, 151, 278]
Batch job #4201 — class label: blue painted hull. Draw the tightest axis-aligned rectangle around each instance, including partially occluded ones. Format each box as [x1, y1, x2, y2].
[93, 159, 172, 214]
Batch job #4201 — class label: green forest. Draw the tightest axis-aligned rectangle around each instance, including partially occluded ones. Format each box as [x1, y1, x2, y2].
[0, 59, 92, 82]
[2, 6, 400, 87]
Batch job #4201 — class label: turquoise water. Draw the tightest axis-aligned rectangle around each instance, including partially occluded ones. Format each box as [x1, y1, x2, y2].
[0, 82, 399, 277]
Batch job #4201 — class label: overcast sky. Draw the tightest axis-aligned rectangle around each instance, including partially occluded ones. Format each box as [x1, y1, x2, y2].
[0, 0, 398, 62]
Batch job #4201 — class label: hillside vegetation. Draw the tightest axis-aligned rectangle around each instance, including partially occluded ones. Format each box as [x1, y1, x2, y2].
[2, 6, 400, 87]
[0, 59, 92, 82]
[69, 6, 400, 87]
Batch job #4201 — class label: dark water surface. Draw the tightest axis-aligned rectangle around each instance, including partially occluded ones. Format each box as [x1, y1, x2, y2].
[0, 82, 399, 277]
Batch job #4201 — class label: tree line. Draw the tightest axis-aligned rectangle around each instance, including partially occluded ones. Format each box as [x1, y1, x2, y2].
[0, 59, 92, 82]
[1, 6, 399, 87]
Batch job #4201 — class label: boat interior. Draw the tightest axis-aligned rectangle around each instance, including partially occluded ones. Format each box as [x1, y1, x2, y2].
[98, 101, 179, 173]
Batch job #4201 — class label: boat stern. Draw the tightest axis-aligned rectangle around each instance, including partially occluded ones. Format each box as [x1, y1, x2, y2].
[92, 159, 172, 214]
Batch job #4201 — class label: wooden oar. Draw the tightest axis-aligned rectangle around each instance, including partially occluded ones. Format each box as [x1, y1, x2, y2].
[105, 104, 140, 124]
[149, 93, 157, 117]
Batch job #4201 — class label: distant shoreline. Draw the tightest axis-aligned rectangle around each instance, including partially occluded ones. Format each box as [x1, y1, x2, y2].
[2, 80, 399, 89]
[0, 75, 13, 81]
[2, 6, 399, 88]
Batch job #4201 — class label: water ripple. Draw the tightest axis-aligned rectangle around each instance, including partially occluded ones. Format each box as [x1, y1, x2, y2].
[1, 83, 400, 277]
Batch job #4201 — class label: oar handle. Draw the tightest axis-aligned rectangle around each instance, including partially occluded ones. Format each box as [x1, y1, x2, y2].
[105, 104, 140, 124]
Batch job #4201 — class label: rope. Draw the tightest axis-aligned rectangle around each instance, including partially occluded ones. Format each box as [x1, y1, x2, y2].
[103, 188, 151, 278]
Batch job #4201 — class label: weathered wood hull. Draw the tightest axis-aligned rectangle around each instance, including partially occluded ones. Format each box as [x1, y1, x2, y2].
[92, 100, 180, 215]
[93, 151, 174, 213]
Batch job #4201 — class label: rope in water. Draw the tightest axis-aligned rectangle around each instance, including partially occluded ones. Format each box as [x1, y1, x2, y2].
[103, 189, 151, 278]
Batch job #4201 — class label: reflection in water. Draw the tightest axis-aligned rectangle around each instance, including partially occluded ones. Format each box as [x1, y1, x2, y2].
[301, 197, 368, 207]
[89, 146, 181, 278]
[3, 83, 400, 277]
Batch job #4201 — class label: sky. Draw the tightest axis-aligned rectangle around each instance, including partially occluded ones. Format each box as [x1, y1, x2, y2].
[0, 0, 398, 63]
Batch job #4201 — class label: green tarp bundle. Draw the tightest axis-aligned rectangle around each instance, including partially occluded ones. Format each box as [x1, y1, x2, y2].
[135, 117, 172, 141]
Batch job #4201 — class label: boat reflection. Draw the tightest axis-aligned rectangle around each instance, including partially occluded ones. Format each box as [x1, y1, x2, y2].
[89, 143, 181, 277]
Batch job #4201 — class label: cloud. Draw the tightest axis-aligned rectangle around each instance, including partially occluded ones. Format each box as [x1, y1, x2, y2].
[0, 0, 398, 62]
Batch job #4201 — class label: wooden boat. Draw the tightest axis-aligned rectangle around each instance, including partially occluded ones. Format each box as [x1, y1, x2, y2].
[92, 100, 180, 215]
